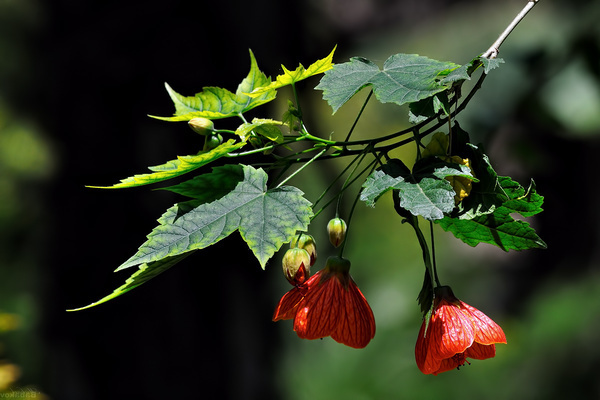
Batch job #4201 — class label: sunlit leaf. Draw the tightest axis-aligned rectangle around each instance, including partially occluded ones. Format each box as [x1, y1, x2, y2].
[249, 47, 337, 96]
[316, 53, 462, 113]
[117, 165, 313, 270]
[235, 118, 284, 143]
[152, 50, 276, 121]
[89, 139, 246, 189]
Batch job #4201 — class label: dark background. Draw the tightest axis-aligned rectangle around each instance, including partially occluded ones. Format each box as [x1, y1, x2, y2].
[1, 0, 600, 399]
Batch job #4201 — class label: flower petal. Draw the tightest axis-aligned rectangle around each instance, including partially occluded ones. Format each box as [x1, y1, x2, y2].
[415, 320, 442, 374]
[272, 286, 304, 321]
[432, 352, 468, 375]
[461, 302, 507, 345]
[331, 277, 375, 348]
[293, 274, 341, 340]
[429, 300, 475, 361]
[465, 342, 496, 360]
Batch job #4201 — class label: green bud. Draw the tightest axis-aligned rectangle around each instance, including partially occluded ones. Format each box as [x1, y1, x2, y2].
[282, 248, 311, 285]
[290, 233, 317, 266]
[188, 117, 215, 136]
[203, 133, 223, 151]
[327, 217, 347, 248]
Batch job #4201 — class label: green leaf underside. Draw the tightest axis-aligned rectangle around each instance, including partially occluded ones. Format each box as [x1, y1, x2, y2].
[235, 118, 284, 143]
[360, 170, 404, 207]
[480, 57, 504, 74]
[152, 50, 276, 121]
[160, 164, 245, 201]
[436, 207, 546, 251]
[249, 47, 337, 96]
[436, 176, 545, 251]
[117, 165, 313, 271]
[67, 253, 192, 311]
[89, 140, 246, 189]
[316, 53, 462, 113]
[361, 164, 472, 221]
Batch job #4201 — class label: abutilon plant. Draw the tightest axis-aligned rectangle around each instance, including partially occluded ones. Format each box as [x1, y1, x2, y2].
[70, 0, 545, 377]
[415, 286, 507, 375]
[273, 254, 376, 349]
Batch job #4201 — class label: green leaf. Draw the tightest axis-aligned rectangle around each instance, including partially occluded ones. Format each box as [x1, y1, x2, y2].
[398, 177, 457, 221]
[235, 118, 284, 143]
[117, 165, 313, 270]
[89, 139, 247, 189]
[436, 177, 546, 251]
[479, 56, 504, 73]
[498, 177, 544, 217]
[436, 206, 546, 251]
[316, 53, 462, 113]
[248, 47, 336, 96]
[151, 50, 276, 121]
[360, 169, 405, 207]
[160, 164, 245, 200]
[67, 253, 192, 311]
[360, 158, 473, 221]
[408, 93, 450, 124]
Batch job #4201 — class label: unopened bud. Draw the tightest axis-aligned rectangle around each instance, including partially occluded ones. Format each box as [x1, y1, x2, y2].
[327, 218, 347, 247]
[188, 117, 215, 136]
[203, 133, 223, 151]
[282, 248, 311, 285]
[290, 233, 317, 266]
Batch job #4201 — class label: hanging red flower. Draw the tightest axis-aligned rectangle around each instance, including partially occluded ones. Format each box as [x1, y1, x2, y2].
[273, 256, 375, 349]
[415, 285, 507, 375]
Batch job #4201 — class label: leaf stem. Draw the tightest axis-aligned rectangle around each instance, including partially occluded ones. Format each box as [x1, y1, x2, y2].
[344, 90, 373, 142]
[429, 220, 441, 286]
[275, 148, 327, 188]
[408, 217, 437, 289]
[482, 0, 541, 59]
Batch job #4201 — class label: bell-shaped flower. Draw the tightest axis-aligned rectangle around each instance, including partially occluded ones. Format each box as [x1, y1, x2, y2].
[273, 256, 375, 349]
[415, 285, 507, 375]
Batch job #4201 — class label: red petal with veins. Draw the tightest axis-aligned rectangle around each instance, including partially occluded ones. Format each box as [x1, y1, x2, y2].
[465, 342, 496, 360]
[293, 273, 341, 339]
[415, 320, 441, 374]
[272, 287, 304, 321]
[331, 276, 376, 348]
[429, 299, 475, 361]
[461, 302, 507, 345]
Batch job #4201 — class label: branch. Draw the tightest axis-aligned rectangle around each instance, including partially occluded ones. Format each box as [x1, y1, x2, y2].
[482, 0, 540, 59]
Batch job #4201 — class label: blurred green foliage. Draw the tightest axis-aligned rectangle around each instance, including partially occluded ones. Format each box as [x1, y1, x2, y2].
[0, 0, 53, 397]
[275, 1, 600, 399]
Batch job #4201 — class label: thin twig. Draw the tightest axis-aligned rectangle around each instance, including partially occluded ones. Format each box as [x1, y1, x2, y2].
[482, 0, 540, 59]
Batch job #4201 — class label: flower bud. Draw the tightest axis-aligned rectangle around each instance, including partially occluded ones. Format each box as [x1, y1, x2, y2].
[188, 117, 215, 136]
[290, 233, 317, 266]
[203, 133, 223, 151]
[282, 248, 311, 285]
[327, 218, 347, 247]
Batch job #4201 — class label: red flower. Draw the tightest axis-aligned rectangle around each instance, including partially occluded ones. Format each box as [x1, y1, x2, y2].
[273, 256, 376, 349]
[415, 285, 507, 375]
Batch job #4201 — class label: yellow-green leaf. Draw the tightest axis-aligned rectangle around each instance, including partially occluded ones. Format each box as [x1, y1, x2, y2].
[235, 118, 283, 143]
[248, 46, 337, 96]
[89, 139, 246, 189]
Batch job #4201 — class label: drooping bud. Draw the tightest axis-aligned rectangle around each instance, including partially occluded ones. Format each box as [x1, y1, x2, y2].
[282, 248, 311, 285]
[290, 233, 317, 266]
[188, 117, 215, 136]
[327, 218, 347, 248]
[203, 133, 223, 151]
